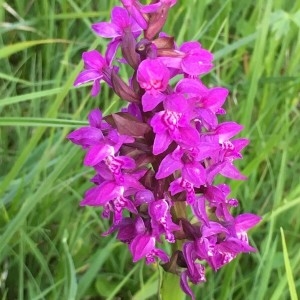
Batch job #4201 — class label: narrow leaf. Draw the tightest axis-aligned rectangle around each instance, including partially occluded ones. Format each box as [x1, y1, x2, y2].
[0, 39, 70, 59]
[280, 228, 298, 300]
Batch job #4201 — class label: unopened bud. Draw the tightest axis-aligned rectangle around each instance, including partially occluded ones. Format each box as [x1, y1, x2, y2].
[121, 30, 141, 69]
[145, 3, 170, 40]
[111, 71, 140, 102]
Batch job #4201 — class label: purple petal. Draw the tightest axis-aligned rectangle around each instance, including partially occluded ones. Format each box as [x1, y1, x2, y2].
[123, 102, 143, 121]
[142, 92, 166, 112]
[88, 108, 103, 128]
[188, 263, 206, 284]
[218, 183, 231, 196]
[137, 58, 170, 91]
[105, 39, 120, 65]
[131, 22, 143, 37]
[180, 272, 195, 300]
[201, 222, 229, 237]
[74, 70, 102, 86]
[116, 216, 146, 242]
[196, 142, 220, 161]
[221, 238, 256, 253]
[156, 153, 182, 179]
[108, 130, 134, 148]
[122, 174, 145, 190]
[92, 22, 120, 38]
[130, 234, 155, 262]
[116, 156, 136, 169]
[93, 163, 113, 182]
[122, 197, 138, 214]
[183, 242, 196, 271]
[164, 93, 190, 113]
[158, 56, 182, 69]
[182, 163, 206, 187]
[219, 163, 247, 180]
[114, 217, 136, 241]
[91, 79, 101, 97]
[150, 112, 166, 133]
[80, 181, 121, 206]
[152, 132, 172, 155]
[80, 186, 103, 206]
[84, 143, 114, 166]
[140, 2, 161, 13]
[235, 213, 262, 231]
[135, 216, 147, 234]
[153, 248, 169, 263]
[67, 127, 103, 147]
[196, 108, 218, 130]
[206, 162, 226, 184]
[169, 178, 184, 195]
[203, 87, 228, 112]
[111, 6, 128, 26]
[129, 7, 148, 29]
[216, 122, 244, 143]
[82, 50, 106, 69]
[181, 51, 213, 75]
[179, 42, 214, 75]
[164, 0, 177, 6]
[192, 196, 209, 226]
[205, 184, 226, 203]
[174, 126, 200, 147]
[175, 78, 208, 95]
[232, 138, 249, 152]
[186, 187, 196, 204]
[180, 41, 202, 53]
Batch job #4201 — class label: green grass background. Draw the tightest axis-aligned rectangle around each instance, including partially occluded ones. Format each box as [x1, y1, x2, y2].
[1, 0, 300, 299]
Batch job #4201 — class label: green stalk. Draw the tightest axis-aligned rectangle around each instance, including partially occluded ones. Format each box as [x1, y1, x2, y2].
[159, 269, 186, 300]
[158, 197, 187, 299]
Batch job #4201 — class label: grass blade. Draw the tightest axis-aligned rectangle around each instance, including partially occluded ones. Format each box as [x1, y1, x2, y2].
[280, 228, 298, 300]
[0, 39, 69, 59]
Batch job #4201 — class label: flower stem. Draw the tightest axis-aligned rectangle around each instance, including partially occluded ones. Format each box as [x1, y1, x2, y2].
[159, 268, 186, 300]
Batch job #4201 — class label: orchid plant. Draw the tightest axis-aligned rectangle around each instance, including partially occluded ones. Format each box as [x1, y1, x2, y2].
[68, 1, 261, 299]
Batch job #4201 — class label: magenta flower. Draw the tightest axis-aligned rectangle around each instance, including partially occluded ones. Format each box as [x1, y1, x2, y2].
[156, 146, 206, 186]
[169, 177, 197, 204]
[121, 0, 148, 29]
[80, 181, 138, 225]
[159, 41, 214, 76]
[179, 42, 214, 76]
[226, 213, 262, 245]
[92, 6, 142, 39]
[148, 198, 180, 242]
[175, 78, 228, 129]
[150, 94, 200, 154]
[130, 234, 169, 264]
[205, 136, 248, 184]
[115, 216, 146, 242]
[194, 215, 261, 271]
[137, 58, 170, 111]
[67, 109, 106, 148]
[191, 195, 209, 225]
[180, 242, 206, 300]
[74, 50, 113, 97]
[194, 184, 237, 222]
[92, 6, 142, 63]
[69, 1, 261, 299]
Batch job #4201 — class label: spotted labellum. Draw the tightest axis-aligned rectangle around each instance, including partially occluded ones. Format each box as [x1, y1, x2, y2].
[68, 1, 261, 298]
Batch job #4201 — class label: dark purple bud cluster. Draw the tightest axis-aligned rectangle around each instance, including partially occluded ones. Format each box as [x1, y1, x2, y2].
[68, 1, 261, 298]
